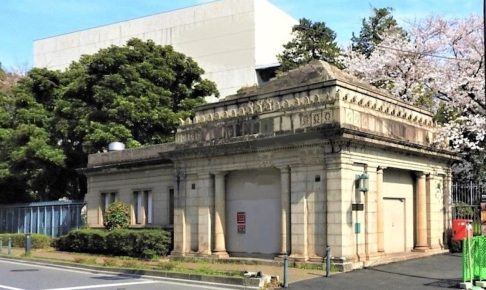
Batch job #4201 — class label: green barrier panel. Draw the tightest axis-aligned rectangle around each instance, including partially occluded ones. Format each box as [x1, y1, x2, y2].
[463, 236, 486, 282]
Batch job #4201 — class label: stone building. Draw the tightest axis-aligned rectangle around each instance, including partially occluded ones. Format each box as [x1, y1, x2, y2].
[83, 61, 456, 269]
[33, 0, 296, 98]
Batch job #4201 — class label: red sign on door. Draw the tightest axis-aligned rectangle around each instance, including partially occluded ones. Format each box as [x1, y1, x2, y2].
[237, 212, 246, 224]
[237, 224, 246, 234]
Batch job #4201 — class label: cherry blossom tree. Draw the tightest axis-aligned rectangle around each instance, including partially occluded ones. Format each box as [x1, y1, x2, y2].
[343, 15, 485, 180]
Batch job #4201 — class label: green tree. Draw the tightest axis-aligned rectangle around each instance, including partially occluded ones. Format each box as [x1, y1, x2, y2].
[277, 18, 342, 73]
[0, 39, 217, 202]
[351, 7, 405, 57]
[0, 68, 65, 202]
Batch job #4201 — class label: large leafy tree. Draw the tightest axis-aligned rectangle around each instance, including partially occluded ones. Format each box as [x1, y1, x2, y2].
[351, 7, 405, 58]
[0, 39, 218, 202]
[344, 15, 484, 180]
[277, 18, 342, 73]
[55, 38, 217, 152]
[0, 68, 64, 202]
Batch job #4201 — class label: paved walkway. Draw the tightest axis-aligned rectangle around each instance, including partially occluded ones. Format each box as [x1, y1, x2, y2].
[285, 253, 462, 290]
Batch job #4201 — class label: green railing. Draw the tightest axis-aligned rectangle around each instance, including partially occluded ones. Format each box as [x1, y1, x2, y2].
[463, 236, 486, 282]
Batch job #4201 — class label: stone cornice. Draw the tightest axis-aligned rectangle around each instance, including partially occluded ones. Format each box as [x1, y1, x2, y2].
[178, 87, 436, 134]
[80, 158, 172, 175]
[340, 128, 459, 162]
[180, 87, 338, 127]
[169, 125, 456, 161]
[81, 124, 457, 173]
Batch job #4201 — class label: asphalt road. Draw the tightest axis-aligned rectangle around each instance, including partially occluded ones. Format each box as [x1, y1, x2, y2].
[287, 253, 463, 290]
[0, 258, 242, 290]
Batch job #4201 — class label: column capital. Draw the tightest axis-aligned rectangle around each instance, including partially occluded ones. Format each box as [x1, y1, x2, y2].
[278, 165, 290, 174]
[414, 171, 426, 178]
[377, 166, 387, 172]
[212, 171, 228, 177]
[197, 173, 212, 181]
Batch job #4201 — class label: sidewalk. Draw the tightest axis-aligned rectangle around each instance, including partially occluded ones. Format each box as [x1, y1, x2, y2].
[284, 253, 462, 290]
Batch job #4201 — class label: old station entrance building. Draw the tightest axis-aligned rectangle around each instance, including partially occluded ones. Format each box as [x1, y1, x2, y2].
[83, 61, 456, 270]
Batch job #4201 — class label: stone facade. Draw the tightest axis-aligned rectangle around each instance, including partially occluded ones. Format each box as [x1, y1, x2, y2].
[83, 61, 457, 269]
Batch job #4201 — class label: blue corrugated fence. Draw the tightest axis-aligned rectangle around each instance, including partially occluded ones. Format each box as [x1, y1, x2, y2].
[0, 200, 85, 237]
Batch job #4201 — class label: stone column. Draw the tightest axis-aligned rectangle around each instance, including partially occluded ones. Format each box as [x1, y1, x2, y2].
[213, 172, 229, 258]
[414, 171, 428, 251]
[171, 173, 187, 256]
[197, 174, 212, 256]
[376, 167, 384, 253]
[444, 172, 452, 230]
[290, 166, 308, 261]
[280, 166, 290, 256]
[442, 172, 453, 247]
[426, 174, 432, 248]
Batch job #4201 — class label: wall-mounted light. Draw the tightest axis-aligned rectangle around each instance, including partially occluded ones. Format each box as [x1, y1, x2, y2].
[356, 173, 369, 193]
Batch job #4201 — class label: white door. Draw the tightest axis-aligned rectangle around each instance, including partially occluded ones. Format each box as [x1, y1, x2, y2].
[384, 198, 406, 253]
[226, 168, 281, 256]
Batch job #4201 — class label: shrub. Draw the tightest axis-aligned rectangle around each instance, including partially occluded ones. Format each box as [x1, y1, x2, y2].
[105, 229, 134, 256]
[55, 228, 171, 258]
[55, 228, 107, 253]
[454, 202, 475, 218]
[0, 233, 52, 249]
[103, 202, 130, 230]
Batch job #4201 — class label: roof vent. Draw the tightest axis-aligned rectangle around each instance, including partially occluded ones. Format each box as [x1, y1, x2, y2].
[108, 142, 125, 151]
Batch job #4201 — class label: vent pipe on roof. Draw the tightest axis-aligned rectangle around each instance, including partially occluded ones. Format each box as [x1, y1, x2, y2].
[108, 142, 125, 151]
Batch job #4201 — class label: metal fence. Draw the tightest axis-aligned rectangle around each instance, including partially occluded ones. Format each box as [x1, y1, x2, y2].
[0, 200, 85, 237]
[452, 182, 486, 235]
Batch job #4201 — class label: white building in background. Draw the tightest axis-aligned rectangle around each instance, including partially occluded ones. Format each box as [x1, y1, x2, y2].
[33, 0, 297, 99]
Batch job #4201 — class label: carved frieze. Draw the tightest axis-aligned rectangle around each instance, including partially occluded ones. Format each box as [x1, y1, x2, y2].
[188, 90, 338, 126]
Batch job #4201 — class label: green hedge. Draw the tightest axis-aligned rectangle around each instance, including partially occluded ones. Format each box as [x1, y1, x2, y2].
[0, 233, 52, 249]
[55, 228, 171, 259]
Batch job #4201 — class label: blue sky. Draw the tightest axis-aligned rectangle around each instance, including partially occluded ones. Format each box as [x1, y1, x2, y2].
[0, 0, 482, 71]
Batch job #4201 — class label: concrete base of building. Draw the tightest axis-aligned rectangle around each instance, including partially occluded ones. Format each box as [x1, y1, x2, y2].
[211, 251, 230, 258]
[169, 251, 186, 257]
[288, 255, 308, 262]
[195, 249, 213, 256]
[307, 256, 324, 263]
[475, 281, 486, 288]
[331, 257, 354, 272]
[412, 246, 430, 253]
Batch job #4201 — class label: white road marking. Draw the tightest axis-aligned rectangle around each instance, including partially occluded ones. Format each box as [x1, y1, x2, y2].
[0, 258, 135, 277]
[0, 285, 25, 290]
[0, 258, 256, 290]
[132, 279, 239, 289]
[43, 280, 158, 290]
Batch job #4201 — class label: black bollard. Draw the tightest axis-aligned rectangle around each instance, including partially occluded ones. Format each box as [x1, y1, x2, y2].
[24, 234, 32, 255]
[283, 254, 289, 288]
[325, 246, 331, 277]
[7, 238, 11, 255]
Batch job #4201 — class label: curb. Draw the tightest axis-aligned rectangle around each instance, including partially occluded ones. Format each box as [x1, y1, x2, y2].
[0, 255, 261, 289]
